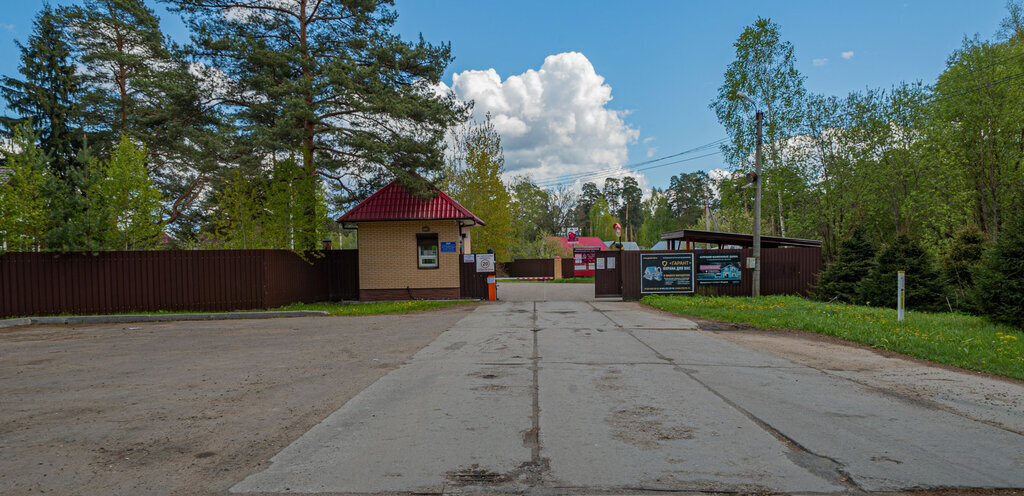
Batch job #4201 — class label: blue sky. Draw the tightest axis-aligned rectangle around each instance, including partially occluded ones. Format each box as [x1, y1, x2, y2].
[0, 1, 1012, 191]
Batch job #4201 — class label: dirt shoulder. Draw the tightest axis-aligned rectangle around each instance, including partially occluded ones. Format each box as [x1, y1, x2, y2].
[0, 306, 474, 496]
[686, 316, 1024, 437]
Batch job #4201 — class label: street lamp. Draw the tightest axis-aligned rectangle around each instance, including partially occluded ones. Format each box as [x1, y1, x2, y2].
[737, 91, 763, 297]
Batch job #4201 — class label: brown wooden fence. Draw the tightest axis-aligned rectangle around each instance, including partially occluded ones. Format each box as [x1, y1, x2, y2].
[561, 257, 575, 278]
[0, 250, 359, 318]
[621, 247, 821, 301]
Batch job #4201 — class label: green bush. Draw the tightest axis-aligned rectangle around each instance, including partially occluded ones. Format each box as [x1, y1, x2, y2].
[857, 234, 946, 311]
[813, 227, 876, 303]
[971, 215, 1024, 328]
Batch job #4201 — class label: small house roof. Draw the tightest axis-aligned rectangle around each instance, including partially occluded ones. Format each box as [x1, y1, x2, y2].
[336, 180, 485, 225]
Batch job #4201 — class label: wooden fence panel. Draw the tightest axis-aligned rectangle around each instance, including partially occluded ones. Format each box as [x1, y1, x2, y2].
[0, 249, 361, 318]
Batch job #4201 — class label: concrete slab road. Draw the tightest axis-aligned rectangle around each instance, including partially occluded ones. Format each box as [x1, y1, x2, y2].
[234, 301, 1024, 495]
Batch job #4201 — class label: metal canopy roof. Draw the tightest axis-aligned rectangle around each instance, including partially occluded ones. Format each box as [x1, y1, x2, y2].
[660, 229, 822, 248]
[336, 180, 485, 226]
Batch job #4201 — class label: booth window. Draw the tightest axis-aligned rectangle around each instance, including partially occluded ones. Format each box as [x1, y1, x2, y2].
[417, 233, 439, 269]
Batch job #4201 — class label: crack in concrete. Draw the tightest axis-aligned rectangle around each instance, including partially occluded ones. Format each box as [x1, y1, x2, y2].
[622, 328, 867, 494]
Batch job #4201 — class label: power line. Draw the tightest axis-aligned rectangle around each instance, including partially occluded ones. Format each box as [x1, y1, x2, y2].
[534, 138, 727, 188]
[537, 150, 724, 188]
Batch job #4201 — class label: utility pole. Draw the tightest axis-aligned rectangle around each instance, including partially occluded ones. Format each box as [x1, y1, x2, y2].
[752, 110, 763, 297]
[737, 91, 763, 297]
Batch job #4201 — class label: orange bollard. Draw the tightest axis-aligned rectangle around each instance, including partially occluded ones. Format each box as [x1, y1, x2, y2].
[487, 275, 496, 301]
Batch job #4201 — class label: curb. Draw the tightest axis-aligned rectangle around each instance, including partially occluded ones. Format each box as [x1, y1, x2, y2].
[0, 311, 329, 329]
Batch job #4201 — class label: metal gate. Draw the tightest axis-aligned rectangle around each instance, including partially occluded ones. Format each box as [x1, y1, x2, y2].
[594, 251, 622, 297]
[460, 259, 490, 299]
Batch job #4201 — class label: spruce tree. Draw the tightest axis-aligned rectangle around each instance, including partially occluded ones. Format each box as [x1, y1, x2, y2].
[0, 4, 83, 178]
[857, 234, 947, 312]
[813, 227, 877, 303]
[971, 214, 1024, 328]
[941, 224, 987, 313]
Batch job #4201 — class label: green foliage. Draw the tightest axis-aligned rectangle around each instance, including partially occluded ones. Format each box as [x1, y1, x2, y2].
[971, 214, 1024, 328]
[857, 234, 947, 311]
[171, 0, 466, 220]
[44, 154, 111, 252]
[444, 117, 514, 260]
[642, 295, 1024, 381]
[0, 4, 83, 178]
[91, 135, 164, 250]
[942, 224, 987, 313]
[637, 191, 678, 248]
[667, 171, 715, 227]
[0, 125, 51, 251]
[588, 198, 618, 240]
[812, 227, 877, 303]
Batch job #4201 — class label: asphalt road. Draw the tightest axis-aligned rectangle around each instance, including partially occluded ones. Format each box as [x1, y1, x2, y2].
[233, 301, 1024, 495]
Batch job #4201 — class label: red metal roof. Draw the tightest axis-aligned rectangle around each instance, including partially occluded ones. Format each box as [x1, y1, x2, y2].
[548, 236, 610, 255]
[336, 180, 485, 225]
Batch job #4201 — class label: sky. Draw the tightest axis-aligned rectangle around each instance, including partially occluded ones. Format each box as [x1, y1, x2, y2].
[0, 1, 1013, 192]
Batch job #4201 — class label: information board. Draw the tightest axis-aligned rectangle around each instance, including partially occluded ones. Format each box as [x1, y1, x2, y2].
[440, 242, 456, 252]
[640, 253, 694, 294]
[573, 247, 600, 276]
[695, 253, 742, 285]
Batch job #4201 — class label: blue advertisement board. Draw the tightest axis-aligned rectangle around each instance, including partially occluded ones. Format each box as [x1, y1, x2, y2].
[696, 253, 742, 285]
[640, 253, 694, 294]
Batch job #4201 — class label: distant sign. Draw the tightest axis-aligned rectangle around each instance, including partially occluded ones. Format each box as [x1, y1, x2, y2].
[476, 253, 495, 273]
[695, 253, 742, 285]
[440, 242, 456, 252]
[640, 253, 694, 294]
[463, 254, 475, 263]
[573, 247, 600, 275]
[567, 227, 580, 244]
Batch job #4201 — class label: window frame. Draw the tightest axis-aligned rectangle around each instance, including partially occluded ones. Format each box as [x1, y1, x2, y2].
[416, 233, 440, 269]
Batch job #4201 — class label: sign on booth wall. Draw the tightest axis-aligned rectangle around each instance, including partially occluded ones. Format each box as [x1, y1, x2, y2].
[463, 254, 475, 263]
[695, 253, 742, 285]
[640, 253, 694, 294]
[476, 253, 495, 272]
[441, 242, 456, 252]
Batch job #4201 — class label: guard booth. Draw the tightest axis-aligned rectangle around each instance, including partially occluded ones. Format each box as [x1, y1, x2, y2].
[336, 179, 486, 301]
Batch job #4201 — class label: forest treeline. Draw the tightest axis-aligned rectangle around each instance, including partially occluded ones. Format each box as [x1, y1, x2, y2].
[1, 2, 1022, 324]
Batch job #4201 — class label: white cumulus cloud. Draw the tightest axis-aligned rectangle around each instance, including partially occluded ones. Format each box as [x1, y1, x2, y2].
[842, 51, 855, 59]
[646, 147, 658, 158]
[813, 58, 829, 67]
[444, 52, 639, 186]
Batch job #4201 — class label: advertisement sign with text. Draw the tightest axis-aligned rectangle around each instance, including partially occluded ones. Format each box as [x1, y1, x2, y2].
[640, 253, 694, 294]
[695, 253, 742, 285]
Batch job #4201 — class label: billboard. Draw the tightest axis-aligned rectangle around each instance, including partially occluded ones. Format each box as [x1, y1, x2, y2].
[640, 253, 694, 294]
[695, 253, 742, 285]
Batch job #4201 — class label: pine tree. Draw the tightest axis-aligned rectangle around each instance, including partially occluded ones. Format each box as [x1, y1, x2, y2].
[0, 4, 83, 178]
[857, 234, 947, 311]
[971, 214, 1024, 328]
[170, 0, 467, 245]
[64, 0, 220, 225]
[813, 227, 877, 303]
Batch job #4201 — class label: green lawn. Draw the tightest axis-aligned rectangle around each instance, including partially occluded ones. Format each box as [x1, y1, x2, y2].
[273, 300, 477, 316]
[641, 294, 1024, 381]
